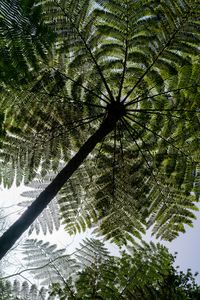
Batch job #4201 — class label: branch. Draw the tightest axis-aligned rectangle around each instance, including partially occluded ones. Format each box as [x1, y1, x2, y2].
[125, 85, 199, 107]
[125, 115, 191, 159]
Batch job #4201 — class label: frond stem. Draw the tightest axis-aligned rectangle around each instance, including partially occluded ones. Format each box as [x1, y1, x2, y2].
[53, 68, 110, 104]
[122, 119, 156, 183]
[117, 12, 129, 102]
[125, 85, 199, 107]
[55, 1, 115, 102]
[112, 125, 117, 201]
[48, 114, 104, 142]
[122, 16, 188, 103]
[127, 110, 183, 120]
[125, 115, 190, 159]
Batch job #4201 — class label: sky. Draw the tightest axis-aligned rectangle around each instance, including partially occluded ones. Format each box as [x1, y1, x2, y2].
[0, 182, 200, 284]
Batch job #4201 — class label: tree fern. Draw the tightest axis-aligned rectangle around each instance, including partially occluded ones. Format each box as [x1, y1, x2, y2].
[1, 0, 200, 258]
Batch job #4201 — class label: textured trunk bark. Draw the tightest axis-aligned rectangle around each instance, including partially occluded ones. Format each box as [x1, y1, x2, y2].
[0, 113, 117, 260]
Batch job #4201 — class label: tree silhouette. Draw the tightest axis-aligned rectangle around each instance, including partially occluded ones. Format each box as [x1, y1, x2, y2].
[1, 0, 200, 259]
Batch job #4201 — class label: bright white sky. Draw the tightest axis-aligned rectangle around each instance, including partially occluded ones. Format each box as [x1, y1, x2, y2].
[0, 183, 200, 284]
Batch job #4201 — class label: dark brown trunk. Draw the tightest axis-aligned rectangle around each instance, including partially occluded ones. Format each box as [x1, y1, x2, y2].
[0, 113, 117, 260]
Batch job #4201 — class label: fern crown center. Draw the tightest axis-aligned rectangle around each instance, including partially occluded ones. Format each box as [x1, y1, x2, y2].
[106, 101, 126, 122]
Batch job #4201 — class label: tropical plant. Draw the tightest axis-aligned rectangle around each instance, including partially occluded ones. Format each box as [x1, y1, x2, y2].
[50, 244, 200, 300]
[3, 238, 198, 300]
[1, 0, 200, 259]
[0, 238, 111, 299]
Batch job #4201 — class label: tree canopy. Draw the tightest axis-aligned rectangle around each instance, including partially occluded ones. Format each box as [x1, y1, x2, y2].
[0, 0, 200, 261]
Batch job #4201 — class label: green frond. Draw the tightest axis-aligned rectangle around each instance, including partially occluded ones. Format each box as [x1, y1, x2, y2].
[19, 172, 60, 235]
[50, 239, 182, 300]
[0, 279, 49, 300]
[58, 165, 98, 235]
[74, 238, 110, 268]
[22, 239, 79, 285]
[0, 0, 54, 85]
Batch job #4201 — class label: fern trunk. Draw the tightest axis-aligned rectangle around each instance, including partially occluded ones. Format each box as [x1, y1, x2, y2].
[0, 111, 118, 260]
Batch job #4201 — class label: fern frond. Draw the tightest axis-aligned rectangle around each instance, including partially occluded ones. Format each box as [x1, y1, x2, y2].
[22, 239, 79, 285]
[19, 178, 60, 235]
[0, 0, 54, 85]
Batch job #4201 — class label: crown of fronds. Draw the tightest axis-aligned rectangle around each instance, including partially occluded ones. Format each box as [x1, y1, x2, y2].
[1, 0, 200, 243]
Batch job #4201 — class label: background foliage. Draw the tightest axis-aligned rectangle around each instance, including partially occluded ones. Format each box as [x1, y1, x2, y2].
[1, 239, 200, 299]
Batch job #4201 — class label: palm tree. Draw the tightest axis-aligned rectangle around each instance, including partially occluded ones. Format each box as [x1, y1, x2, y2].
[1, 0, 200, 259]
